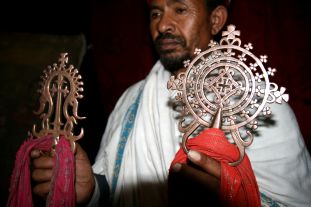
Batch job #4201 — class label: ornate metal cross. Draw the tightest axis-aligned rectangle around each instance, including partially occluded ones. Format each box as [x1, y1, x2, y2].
[32, 53, 85, 151]
[168, 25, 289, 166]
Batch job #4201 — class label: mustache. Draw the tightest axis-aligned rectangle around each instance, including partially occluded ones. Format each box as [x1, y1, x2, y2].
[154, 33, 186, 47]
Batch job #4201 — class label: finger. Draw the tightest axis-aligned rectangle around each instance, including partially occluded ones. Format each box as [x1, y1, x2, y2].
[33, 182, 50, 198]
[75, 143, 89, 161]
[74, 143, 94, 184]
[187, 150, 220, 178]
[30, 149, 42, 158]
[32, 169, 53, 182]
[32, 156, 54, 169]
[72, 143, 96, 204]
[171, 163, 220, 192]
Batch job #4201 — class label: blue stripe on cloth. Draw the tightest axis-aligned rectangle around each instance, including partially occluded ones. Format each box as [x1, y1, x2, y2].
[260, 192, 282, 207]
[111, 85, 144, 197]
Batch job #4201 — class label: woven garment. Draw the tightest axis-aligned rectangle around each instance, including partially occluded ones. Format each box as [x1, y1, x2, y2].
[7, 135, 75, 207]
[170, 128, 261, 207]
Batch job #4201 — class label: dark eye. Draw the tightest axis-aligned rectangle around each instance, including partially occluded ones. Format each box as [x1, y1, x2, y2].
[150, 10, 161, 19]
[175, 7, 187, 14]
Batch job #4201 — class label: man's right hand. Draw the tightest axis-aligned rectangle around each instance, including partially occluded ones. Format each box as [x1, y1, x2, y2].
[31, 143, 95, 204]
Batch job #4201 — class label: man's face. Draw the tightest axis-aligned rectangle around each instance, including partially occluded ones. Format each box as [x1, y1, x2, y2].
[149, 0, 213, 72]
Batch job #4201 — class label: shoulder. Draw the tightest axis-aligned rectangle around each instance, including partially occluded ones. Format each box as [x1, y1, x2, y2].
[246, 102, 311, 206]
[92, 80, 145, 174]
[102, 80, 145, 139]
[248, 102, 302, 149]
[111, 80, 145, 116]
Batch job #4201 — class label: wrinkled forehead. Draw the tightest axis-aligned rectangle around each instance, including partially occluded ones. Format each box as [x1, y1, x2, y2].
[146, 0, 231, 6]
[146, 0, 191, 5]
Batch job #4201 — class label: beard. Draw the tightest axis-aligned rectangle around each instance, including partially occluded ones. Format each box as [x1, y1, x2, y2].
[154, 33, 191, 73]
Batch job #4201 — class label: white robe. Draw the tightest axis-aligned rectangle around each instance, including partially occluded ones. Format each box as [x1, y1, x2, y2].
[92, 61, 311, 207]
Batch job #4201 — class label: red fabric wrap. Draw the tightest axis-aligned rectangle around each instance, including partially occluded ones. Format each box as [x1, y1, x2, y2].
[7, 135, 75, 207]
[170, 128, 261, 207]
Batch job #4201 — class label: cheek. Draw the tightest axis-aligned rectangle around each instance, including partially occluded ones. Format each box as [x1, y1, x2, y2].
[189, 22, 211, 50]
[198, 32, 211, 48]
[150, 22, 158, 41]
[182, 21, 204, 49]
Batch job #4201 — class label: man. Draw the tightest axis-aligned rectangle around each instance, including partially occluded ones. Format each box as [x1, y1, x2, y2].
[31, 0, 311, 206]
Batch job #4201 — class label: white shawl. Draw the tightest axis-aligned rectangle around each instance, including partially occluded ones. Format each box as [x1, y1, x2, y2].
[92, 61, 311, 207]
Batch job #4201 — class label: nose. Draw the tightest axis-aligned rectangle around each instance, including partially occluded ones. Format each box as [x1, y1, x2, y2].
[157, 12, 175, 34]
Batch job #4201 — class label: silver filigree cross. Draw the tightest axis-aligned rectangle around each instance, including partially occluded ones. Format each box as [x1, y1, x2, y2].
[167, 25, 289, 166]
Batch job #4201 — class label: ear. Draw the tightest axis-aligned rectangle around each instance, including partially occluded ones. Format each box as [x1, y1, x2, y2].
[210, 6, 228, 35]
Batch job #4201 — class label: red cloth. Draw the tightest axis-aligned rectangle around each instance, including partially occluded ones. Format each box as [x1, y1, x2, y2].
[170, 128, 261, 207]
[7, 135, 75, 207]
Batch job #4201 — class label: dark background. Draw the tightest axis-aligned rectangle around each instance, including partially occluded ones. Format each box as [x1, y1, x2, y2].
[1, 0, 310, 205]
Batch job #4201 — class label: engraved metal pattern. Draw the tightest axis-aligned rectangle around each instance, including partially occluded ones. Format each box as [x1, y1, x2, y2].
[32, 53, 85, 151]
[167, 25, 289, 166]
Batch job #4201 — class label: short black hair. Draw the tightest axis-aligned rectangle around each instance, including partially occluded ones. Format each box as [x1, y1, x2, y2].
[205, 0, 228, 13]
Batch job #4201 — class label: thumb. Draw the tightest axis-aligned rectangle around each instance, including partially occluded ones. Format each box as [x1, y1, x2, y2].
[74, 143, 90, 162]
[187, 150, 221, 178]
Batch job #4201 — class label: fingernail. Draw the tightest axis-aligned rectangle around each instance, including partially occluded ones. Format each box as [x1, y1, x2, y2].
[172, 163, 182, 172]
[188, 150, 201, 162]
